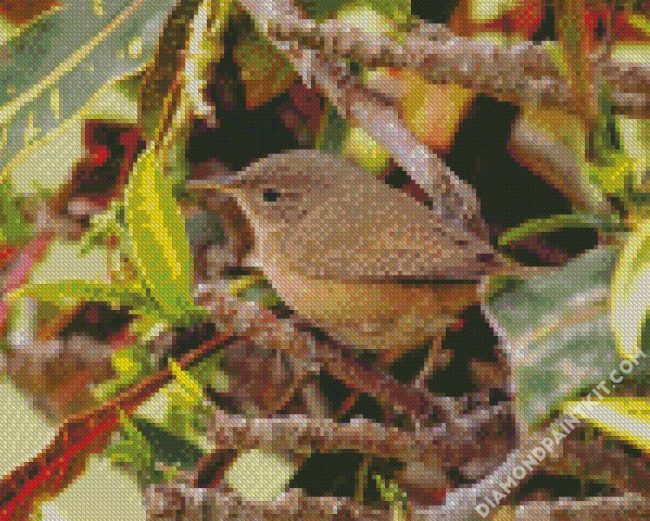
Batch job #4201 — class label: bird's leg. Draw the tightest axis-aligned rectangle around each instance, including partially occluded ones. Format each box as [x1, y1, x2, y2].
[413, 331, 450, 389]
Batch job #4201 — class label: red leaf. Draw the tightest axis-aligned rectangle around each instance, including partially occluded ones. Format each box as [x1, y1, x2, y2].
[0, 245, 16, 268]
[0, 0, 59, 25]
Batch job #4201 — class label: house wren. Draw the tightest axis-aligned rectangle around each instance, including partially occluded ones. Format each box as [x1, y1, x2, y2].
[188, 149, 502, 353]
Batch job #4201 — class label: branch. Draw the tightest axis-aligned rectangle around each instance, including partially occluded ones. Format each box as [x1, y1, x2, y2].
[268, 15, 650, 119]
[145, 487, 389, 521]
[145, 486, 650, 521]
[543, 434, 650, 497]
[507, 495, 650, 521]
[0, 329, 236, 520]
[508, 116, 610, 213]
[237, 0, 487, 237]
[428, 412, 584, 521]
[208, 406, 508, 467]
[197, 283, 457, 423]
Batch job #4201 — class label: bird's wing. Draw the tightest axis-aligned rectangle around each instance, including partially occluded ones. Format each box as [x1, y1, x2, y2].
[280, 180, 501, 282]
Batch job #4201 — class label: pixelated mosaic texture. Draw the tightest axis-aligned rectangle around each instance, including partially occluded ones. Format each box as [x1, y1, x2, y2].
[1, 1, 650, 520]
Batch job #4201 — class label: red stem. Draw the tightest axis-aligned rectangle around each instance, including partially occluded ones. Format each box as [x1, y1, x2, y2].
[0, 331, 237, 520]
[0, 232, 55, 336]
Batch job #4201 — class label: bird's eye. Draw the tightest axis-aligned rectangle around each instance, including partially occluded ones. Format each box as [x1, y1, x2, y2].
[262, 188, 282, 202]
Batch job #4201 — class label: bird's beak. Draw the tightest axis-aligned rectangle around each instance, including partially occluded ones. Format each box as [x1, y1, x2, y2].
[186, 176, 243, 193]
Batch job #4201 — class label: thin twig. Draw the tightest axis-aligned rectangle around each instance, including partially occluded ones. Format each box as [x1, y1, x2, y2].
[413, 332, 448, 390]
[237, 0, 487, 237]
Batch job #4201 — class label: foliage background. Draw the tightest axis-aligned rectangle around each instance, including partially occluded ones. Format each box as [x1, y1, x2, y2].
[1, 0, 650, 519]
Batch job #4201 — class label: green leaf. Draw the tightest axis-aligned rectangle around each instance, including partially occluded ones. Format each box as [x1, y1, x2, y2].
[124, 147, 195, 320]
[138, 350, 224, 446]
[592, 84, 619, 163]
[128, 312, 170, 344]
[10, 280, 148, 309]
[169, 359, 205, 405]
[107, 410, 160, 486]
[184, 0, 232, 117]
[234, 30, 297, 110]
[0, 0, 178, 184]
[484, 248, 620, 431]
[317, 105, 390, 174]
[229, 275, 283, 308]
[498, 214, 623, 248]
[343, 126, 391, 174]
[80, 201, 125, 254]
[618, 117, 650, 196]
[95, 342, 158, 401]
[0, 182, 32, 245]
[611, 220, 650, 359]
[131, 417, 204, 469]
[585, 84, 638, 197]
[374, 475, 408, 506]
[588, 151, 638, 197]
[162, 386, 207, 443]
[316, 105, 348, 155]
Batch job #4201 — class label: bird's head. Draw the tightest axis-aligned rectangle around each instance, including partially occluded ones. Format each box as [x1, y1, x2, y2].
[187, 149, 345, 233]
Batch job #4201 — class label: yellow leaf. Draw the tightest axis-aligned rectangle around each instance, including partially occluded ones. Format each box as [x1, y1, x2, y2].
[470, 0, 520, 22]
[627, 15, 650, 38]
[112, 350, 140, 378]
[565, 398, 650, 454]
[168, 359, 204, 403]
[343, 127, 390, 173]
[611, 220, 650, 359]
[398, 70, 474, 154]
[124, 147, 195, 319]
[589, 155, 637, 196]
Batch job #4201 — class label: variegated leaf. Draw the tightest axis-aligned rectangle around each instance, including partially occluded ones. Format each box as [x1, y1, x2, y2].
[0, 0, 177, 184]
[484, 248, 620, 431]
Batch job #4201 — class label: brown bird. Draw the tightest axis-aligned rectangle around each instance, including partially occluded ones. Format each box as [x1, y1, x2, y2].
[188, 149, 503, 356]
